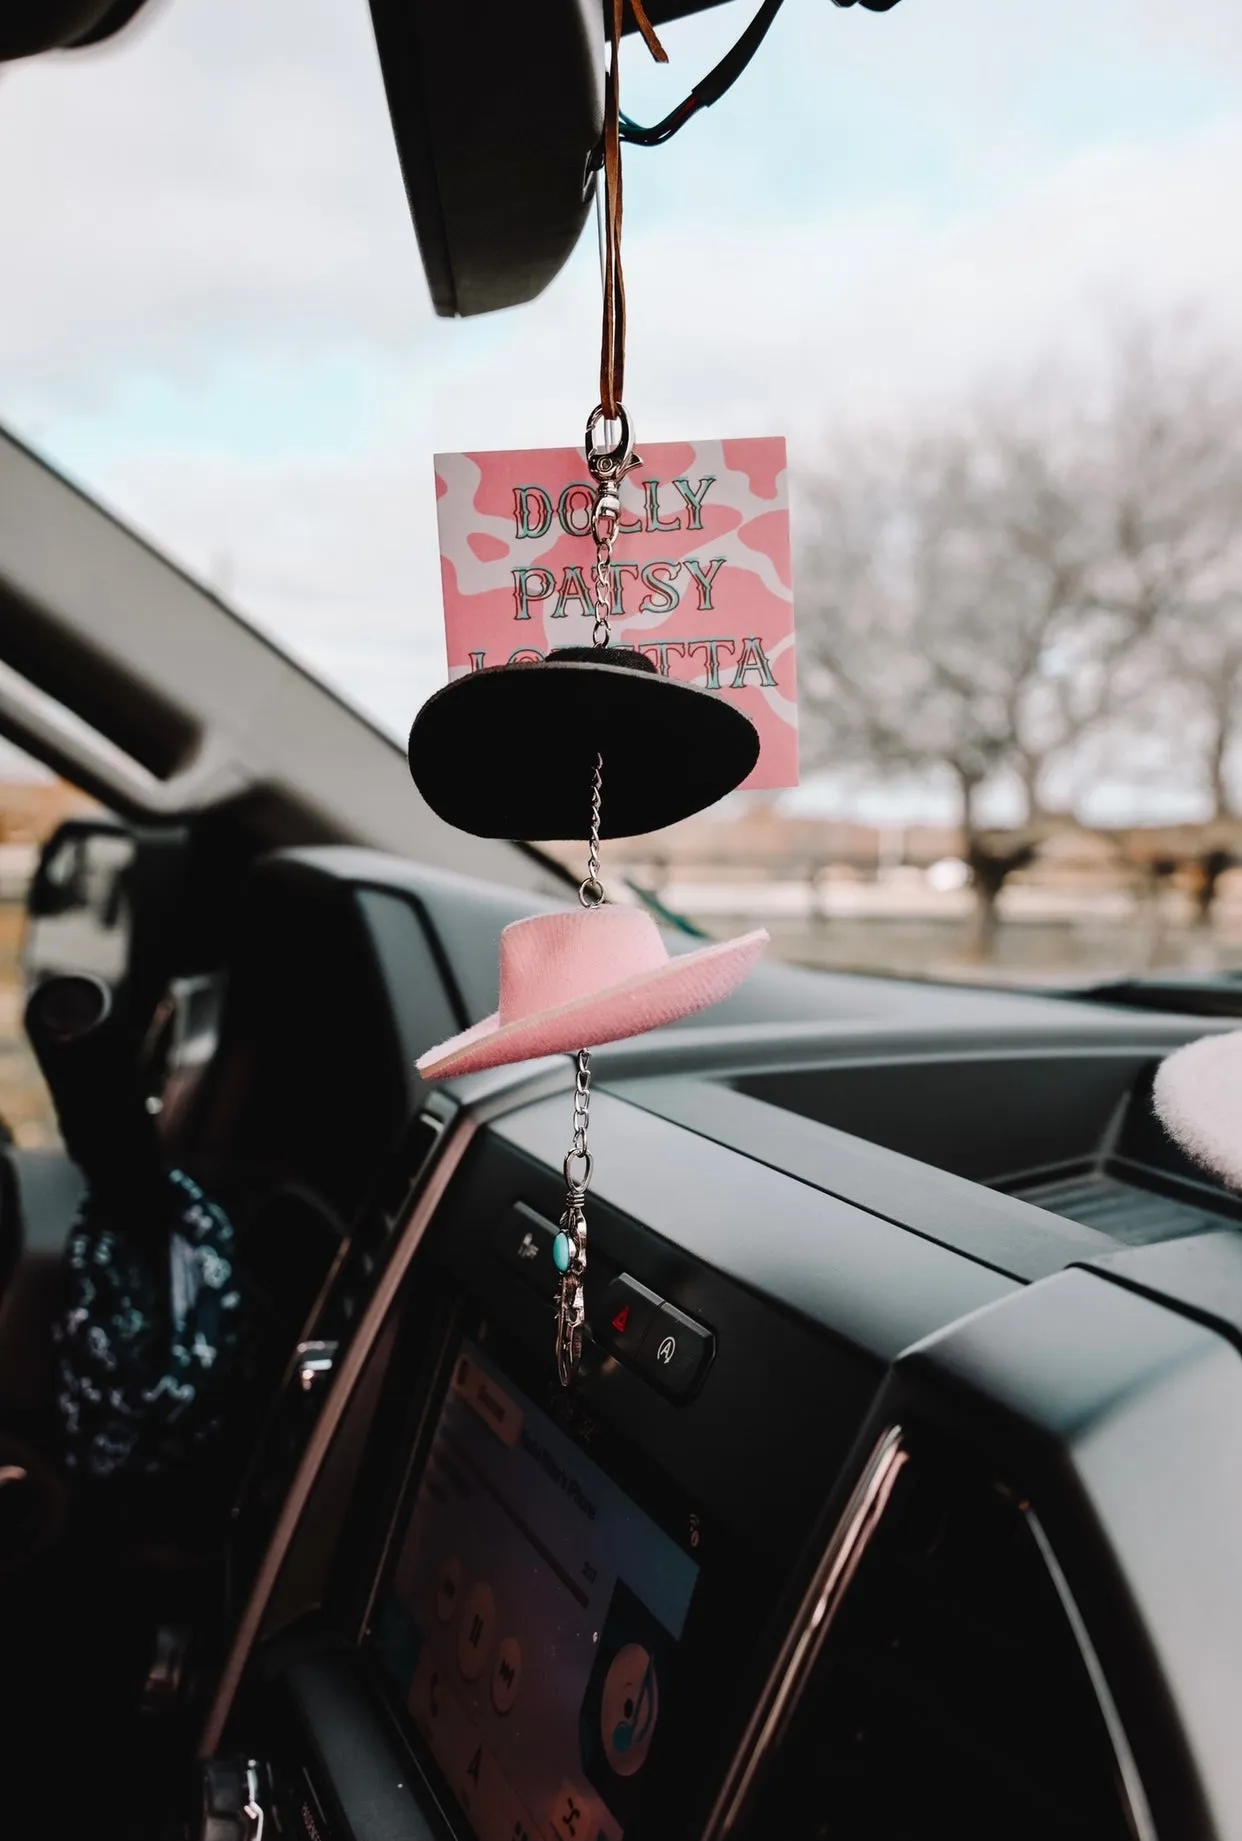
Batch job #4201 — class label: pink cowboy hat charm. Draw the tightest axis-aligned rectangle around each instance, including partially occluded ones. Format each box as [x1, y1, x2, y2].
[417, 905, 769, 1080]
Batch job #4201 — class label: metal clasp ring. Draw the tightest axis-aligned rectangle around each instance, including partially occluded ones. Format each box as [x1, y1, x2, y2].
[585, 403, 634, 477]
[563, 1148, 593, 1190]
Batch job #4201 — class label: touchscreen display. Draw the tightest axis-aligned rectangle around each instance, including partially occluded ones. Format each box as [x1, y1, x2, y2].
[371, 1337, 701, 1841]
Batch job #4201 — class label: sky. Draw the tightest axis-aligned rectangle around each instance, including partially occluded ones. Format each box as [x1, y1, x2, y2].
[2, 0, 1242, 818]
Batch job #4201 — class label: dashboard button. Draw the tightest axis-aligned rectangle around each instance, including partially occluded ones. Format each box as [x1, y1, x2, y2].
[436, 1554, 464, 1622]
[595, 1275, 662, 1363]
[492, 1203, 558, 1294]
[550, 1778, 614, 1841]
[457, 1580, 496, 1681]
[491, 1635, 522, 1713]
[601, 1642, 660, 1775]
[636, 1304, 714, 1399]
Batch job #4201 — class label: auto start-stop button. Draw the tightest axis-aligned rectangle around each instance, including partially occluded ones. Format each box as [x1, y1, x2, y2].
[634, 1303, 714, 1400]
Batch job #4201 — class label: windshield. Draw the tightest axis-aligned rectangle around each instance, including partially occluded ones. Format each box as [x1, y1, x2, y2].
[2, 0, 1241, 990]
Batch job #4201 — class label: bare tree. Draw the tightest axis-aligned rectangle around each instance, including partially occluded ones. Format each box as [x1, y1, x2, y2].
[1104, 325, 1242, 940]
[799, 322, 1242, 961]
[799, 421, 1110, 958]
[1143, 599, 1242, 938]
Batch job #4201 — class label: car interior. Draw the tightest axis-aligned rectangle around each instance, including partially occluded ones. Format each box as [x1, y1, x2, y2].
[2, 3, 1242, 1840]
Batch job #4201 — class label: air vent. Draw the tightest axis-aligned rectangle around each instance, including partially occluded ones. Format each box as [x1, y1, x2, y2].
[379, 1110, 447, 1233]
[407, 1108, 446, 1180]
[1015, 1169, 1226, 1245]
[741, 1438, 1143, 1841]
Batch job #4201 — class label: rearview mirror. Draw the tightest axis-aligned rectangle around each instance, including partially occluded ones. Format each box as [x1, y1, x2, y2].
[369, 0, 603, 316]
[0, 0, 154, 61]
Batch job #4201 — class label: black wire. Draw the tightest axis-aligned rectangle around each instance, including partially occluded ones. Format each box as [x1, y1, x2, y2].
[619, 0, 788, 147]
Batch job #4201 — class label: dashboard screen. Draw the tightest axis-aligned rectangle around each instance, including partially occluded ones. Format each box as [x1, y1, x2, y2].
[371, 1337, 701, 1841]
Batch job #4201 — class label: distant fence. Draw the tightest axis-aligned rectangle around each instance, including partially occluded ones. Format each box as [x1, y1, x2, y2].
[598, 843, 1242, 984]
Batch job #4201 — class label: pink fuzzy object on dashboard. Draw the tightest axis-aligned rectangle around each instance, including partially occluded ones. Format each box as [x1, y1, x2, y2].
[1153, 1031, 1242, 1190]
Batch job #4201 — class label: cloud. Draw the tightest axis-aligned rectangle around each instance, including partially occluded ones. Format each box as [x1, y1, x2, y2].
[0, 0, 438, 406]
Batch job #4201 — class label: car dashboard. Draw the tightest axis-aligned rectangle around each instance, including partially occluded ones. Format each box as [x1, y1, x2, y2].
[125, 843, 1241, 1841]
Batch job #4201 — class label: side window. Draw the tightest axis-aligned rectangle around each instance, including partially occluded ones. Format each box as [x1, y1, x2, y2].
[0, 741, 101, 1148]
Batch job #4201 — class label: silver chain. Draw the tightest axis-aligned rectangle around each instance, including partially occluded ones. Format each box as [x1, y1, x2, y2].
[589, 477, 621, 647]
[578, 753, 604, 908]
[554, 410, 640, 1386]
[571, 1048, 592, 1157]
[556, 755, 607, 1387]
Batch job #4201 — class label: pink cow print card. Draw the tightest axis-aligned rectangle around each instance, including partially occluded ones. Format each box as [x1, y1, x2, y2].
[433, 436, 799, 790]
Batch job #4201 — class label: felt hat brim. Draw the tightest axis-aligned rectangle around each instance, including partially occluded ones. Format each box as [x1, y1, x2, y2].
[418, 926, 769, 1078]
[1152, 1030, 1242, 1190]
[407, 650, 760, 840]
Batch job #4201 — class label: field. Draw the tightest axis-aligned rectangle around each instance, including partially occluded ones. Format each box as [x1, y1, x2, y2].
[0, 905, 58, 1148]
[662, 876, 1242, 986]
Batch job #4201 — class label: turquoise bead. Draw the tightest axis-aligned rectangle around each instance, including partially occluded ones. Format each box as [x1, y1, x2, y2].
[552, 1231, 572, 1274]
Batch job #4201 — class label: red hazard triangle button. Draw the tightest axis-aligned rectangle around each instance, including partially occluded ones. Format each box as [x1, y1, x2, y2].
[601, 1276, 662, 1356]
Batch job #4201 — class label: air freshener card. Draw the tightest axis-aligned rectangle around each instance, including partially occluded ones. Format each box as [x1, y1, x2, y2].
[434, 437, 798, 789]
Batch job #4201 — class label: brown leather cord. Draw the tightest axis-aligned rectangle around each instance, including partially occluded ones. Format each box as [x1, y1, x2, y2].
[627, 0, 668, 62]
[599, 0, 667, 422]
